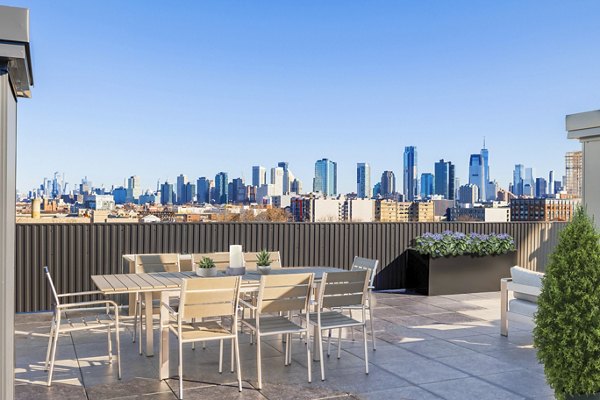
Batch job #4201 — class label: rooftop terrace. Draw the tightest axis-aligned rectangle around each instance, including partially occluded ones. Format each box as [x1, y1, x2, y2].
[15, 291, 551, 400]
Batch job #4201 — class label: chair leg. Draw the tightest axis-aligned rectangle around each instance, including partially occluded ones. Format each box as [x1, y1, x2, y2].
[138, 300, 143, 355]
[115, 321, 122, 380]
[234, 336, 242, 392]
[256, 334, 263, 390]
[132, 293, 138, 343]
[178, 341, 184, 400]
[44, 324, 54, 371]
[369, 306, 376, 351]
[337, 328, 342, 359]
[219, 339, 223, 374]
[191, 318, 196, 350]
[305, 330, 312, 383]
[230, 338, 235, 373]
[47, 321, 60, 387]
[363, 324, 369, 375]
[107, 325, 113, 361]
[318, 328, 325, 381]
[327, 329, 331, 357]
[349, 309, 355, 341]
[288, 334, 293, 365]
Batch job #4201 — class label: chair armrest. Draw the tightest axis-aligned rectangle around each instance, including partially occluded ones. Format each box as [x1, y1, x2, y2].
[57, 290, 105, 298]
[239, 299, 256, 310]
[161, 301, 178, 317]
[507, 281, 541, 297]
[57, 299, 119, 311]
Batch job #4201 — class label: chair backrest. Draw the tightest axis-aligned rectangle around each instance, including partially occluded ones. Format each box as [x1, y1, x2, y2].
[244, 251, 282, 269]
[43, 266, 60, 307]
[179, 276, 241, 321]
[191, 252, 230, 271]
[257, 273, 313, 314]
[351, 256, 379, 287]
[318, 270, 369, 309]
[134, 254, 180, 274]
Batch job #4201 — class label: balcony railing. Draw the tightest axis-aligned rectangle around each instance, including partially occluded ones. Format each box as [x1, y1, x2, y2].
[15, 221, 566, 312]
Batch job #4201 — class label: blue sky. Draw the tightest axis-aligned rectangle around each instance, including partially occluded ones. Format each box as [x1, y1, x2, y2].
[9, 1, 593, 194]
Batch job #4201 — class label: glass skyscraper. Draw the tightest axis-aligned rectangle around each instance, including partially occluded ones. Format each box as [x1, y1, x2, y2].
[313, 158, 337, 196]
[160, 181, 174, 205]
[214, 172, 228, 204]
[196, 177, 210, 204]
[356, 163, 371, 199]
[513, 164, 525, 196]
[420, 173, 434, 198]
[380, 170, 396, 197]
[403, 146, 418, 201]
[434, 159, 455, 200]
[468, 154, 485, 201]
[252, 166, 266, 187]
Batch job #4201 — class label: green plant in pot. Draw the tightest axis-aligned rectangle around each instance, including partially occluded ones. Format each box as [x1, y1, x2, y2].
[534, 207, 600, 400]
[256, 250, 272, 275]
[196, 256, 218, 277]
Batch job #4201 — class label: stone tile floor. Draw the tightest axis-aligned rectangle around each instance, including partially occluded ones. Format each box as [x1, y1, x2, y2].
[14, 292, 553, 400]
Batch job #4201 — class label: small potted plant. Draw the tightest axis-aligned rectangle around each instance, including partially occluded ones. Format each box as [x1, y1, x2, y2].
[256, 250, 272, 275]
[196, 256, 218, 277]
[534, 207, 600, 400]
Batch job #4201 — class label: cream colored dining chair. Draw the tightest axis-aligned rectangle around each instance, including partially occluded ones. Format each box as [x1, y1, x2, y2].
[240, 273, 314, 390]
[161, 276, 242, 399]
[133, 253, 180, 353]
[345, 257, 379, 350]
[43, 266, 121, 386]
[308, 270, 370, 381]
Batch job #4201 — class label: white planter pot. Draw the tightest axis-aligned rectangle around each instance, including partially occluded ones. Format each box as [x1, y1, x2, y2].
[257, 265, 272, 275]
[196, 267, 218, 277]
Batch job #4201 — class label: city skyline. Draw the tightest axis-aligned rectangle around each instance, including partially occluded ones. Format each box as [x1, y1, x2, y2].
[11, 1, 589, 192]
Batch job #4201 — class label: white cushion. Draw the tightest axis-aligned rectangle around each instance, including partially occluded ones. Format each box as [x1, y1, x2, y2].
[509, 299, 537, 318]
[510, 266, 543, 303]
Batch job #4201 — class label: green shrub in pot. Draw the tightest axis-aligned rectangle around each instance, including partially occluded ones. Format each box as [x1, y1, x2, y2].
[256, 250, 272, 275]
[534, 207, 600, 400]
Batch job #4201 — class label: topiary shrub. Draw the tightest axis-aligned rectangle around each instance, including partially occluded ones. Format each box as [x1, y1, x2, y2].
[534, 207, 600, 400]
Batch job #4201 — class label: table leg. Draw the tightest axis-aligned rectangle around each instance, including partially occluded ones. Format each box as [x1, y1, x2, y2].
[145, 292, 154, 356]
[159, 291, 170, 380]
[312, 324, 320, 361]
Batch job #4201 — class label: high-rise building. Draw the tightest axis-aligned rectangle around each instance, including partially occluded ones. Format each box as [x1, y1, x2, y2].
[196, 177, 210, 204]
[184, 182, 196, 203]
[459, 183, 479, 204]
[313, 158, 337, 196]
[486, 180, 499, 201]
[548, 171, 555, 196]
[252, 166, 267, 187]
[229, 178, 246, 204]
[513, 164, 525, 196]
[535, 177, 547, 198]
[290, 178, 302, 194]
[481, 141, 490, 189]
[380, 171, 396, 197]
[126, 175, 141, 203]
[468, 154, 485, 201]
[176, 174, 188, 205]
[214, 172, 228, 204]
[277, 162, 290, 194]
[565, 151, 583, 197]
[403, 146, 418, 201]
[434, 159, 455, 200]
[160, 181, 174, 205]
[373, 182, 381, 198]
[420, 173, 434, 198]
[271, 167, 284, 196]
[356, 163, 371, 199]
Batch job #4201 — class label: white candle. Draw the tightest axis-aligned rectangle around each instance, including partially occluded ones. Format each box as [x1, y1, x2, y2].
[229, 245, 244, 268]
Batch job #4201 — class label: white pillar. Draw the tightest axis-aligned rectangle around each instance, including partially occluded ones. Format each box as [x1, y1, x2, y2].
[566, 110, 600, 226]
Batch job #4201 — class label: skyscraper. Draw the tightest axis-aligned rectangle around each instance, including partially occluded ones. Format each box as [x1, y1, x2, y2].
[160, 181, 174, 205]
[380, 171, 396, 197]
[356, 163, 371, 199]
[252, 166, 266, 187]
[468, 154, 485, 201]
[214, 172, 228, 204]
[513, 164, 525, 196]
[126, 175, 141, 203]
[185, 182, 196, 203]
[535, 178, 547, 198]
[565, 151, 582, 197]
[313, 158, 337, 196]
[523, 168, 534, 197]
[196, 177, 210, 204]
[548, 171, 555, 195]
[481, 139, 490, 188]
[277, 162, 290, 194]
[271, 167, 284, 196]
[176, 174, 188, 205]
[420, 173, 434, 198]
[403, 146, 418, 201]
[434, 159, 455, 200]
[459, 183, 479, 204]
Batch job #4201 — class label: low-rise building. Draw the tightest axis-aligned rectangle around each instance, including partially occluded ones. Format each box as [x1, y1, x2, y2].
[510, 198, 580, 221]
[448, 206, 510, 222]
[375, 200, 434, 222]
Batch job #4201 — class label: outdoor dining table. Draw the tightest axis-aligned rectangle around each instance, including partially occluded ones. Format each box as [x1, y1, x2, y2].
[91, 266, 343, 375]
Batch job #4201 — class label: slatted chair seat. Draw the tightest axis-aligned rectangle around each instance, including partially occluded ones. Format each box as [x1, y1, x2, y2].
[169, 320, 232, 341]
[59, 316, 116, 332]
[241, 315, 306, 335]
[307, 311, 362, 329]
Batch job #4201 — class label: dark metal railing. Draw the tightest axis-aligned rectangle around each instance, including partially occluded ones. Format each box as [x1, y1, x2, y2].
[15, 221, 566, 312]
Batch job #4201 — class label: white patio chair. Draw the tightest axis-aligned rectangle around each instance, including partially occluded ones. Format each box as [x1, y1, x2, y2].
[308, 269, 370, 381]
[43, 266, 121, 386]
[132, 253, 180, 354]
[240, 273, 314, 390]
[343, 257, 378, 350]
[161, 276, 243, 399]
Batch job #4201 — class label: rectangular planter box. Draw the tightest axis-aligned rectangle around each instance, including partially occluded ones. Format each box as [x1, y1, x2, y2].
[406, 249, 517, 296]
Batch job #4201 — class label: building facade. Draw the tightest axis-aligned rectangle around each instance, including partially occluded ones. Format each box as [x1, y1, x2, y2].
[565, 151, 582, 197]
[252, 166, 267, 187]
[434, 159, 455, 200]
[403, 146, 418, 201]
[510, 198, 580, 221]
[214, 172, 228, 205]
[356, 162, 371, 199]
[375, 200, 434, 222]
[468, 154, 485, 201]
[420, 173, 434, 198]
[313, 158, 337, 196]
